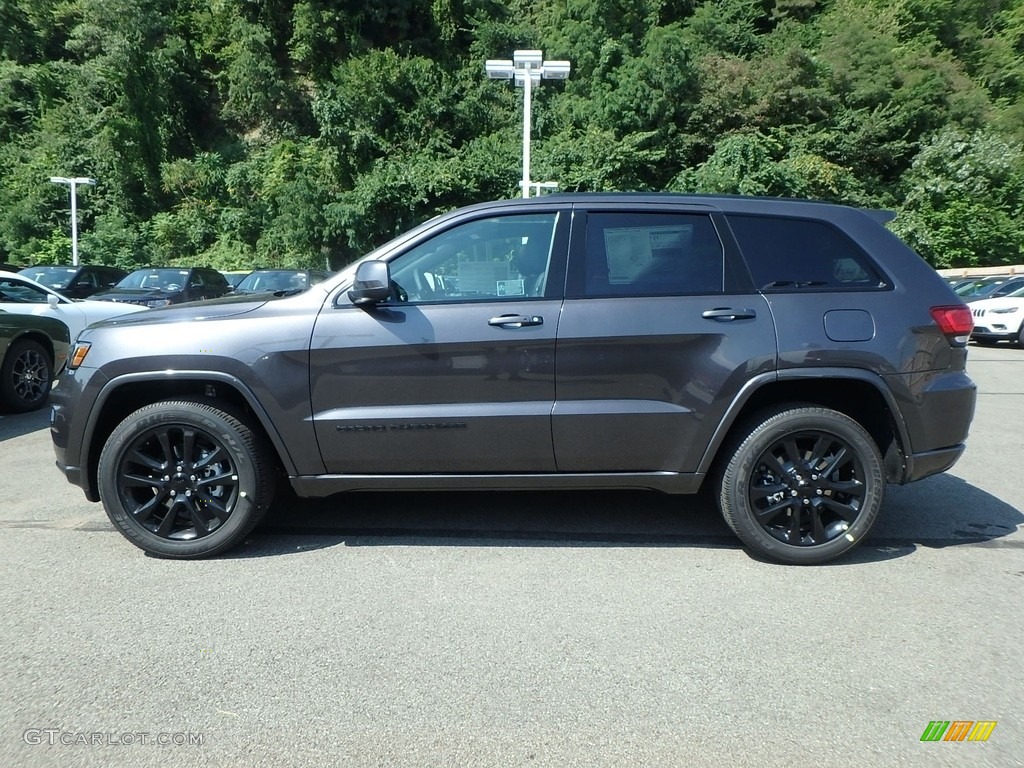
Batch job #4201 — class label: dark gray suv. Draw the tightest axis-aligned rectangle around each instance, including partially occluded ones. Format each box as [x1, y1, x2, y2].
[50, 194, 977, 564]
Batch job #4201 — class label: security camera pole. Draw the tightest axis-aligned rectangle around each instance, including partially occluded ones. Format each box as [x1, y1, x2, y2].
[48, 176, 96, 266]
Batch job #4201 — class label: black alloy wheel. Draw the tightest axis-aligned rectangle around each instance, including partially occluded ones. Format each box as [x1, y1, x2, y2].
[718, 406, 884, 565]
[748, 430, 867, 546]
[0, 339, 53, 413]
[98, 400, 275, 558]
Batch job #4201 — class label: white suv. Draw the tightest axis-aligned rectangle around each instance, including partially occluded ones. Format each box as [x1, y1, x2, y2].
[969, 284, 1024, 346]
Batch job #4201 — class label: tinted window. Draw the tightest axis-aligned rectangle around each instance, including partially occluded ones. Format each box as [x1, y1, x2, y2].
[575, 212, 724, 297]
[119, 269, 191, 290]
[728, 215, 886, 291]
[388, 213, 558, 303]
[0, 277, 51, 303]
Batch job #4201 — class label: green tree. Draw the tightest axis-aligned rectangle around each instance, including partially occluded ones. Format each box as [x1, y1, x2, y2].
[892, 128, 1024, 267]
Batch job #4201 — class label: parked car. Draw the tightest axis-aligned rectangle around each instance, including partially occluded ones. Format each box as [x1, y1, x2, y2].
[954, 276, 1005, 298]
[0, 310, 70, 412]
[18, 264, 128, 300]
[969, 284, 1024, 346]
[91, 267, 232, 307]
[0, 263, 21, 273]
[51, 194, 976, 564]
[956, 275, 1024, 302]
[232, 269, 332, 295]
[0, 272, 148, 344]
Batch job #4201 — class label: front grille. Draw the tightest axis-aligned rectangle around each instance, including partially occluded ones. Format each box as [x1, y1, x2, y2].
[973, 308, 986, 317]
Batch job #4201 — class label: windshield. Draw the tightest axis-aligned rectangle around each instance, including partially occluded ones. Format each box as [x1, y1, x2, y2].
[117, 269, 191, 291]
[236, 271, 310, 293]
[19, 267, 77, 289]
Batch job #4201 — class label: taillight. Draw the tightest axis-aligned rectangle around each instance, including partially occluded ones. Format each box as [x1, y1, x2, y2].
[930, 305, 974, 346]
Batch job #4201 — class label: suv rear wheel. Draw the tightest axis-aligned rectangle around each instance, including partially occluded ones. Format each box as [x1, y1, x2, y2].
[97, 400, 276, 558]
[718, 406, 884, 565]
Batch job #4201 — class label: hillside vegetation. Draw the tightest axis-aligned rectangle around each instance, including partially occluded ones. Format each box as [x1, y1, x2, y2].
[1, 0, 1022, 270]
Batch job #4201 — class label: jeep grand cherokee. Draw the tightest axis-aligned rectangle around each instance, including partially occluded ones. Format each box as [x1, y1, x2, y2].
[50, 194, 976, 564]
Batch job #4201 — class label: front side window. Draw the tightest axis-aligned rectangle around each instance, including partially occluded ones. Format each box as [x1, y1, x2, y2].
[0, 277, 53, 304]
[575, 212, 725, 297]
[388, 213, 558, 303]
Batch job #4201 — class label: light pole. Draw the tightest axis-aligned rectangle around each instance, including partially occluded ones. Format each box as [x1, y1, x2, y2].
[485, 50, 570, 198]
[48, 176, 96, 266]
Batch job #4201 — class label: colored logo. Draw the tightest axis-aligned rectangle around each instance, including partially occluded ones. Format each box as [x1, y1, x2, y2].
[920, 721, 997, 742]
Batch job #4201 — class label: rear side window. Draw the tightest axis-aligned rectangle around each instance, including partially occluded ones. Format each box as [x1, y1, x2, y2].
[728, 215, 887, 291]
[574, 212, 725, 297]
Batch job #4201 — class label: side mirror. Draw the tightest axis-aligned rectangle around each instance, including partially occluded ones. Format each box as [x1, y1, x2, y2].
[348, 260, 392, 306]
[47, 294, 60, 309]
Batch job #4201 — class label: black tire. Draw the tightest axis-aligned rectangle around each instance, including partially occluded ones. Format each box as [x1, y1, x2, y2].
[974, 338, 997, 346]
[0, 339, 53, 413]
[717, 406, 884, 565]
[98, 400, 276, 558]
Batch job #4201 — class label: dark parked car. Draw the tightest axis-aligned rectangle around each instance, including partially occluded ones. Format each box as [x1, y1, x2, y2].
[0, 310, 70, 412]
[91, 267, 232, 308]
[18, 264, 128, 299]
[232, 269, 332, 295]
[51, 194, 977, 564]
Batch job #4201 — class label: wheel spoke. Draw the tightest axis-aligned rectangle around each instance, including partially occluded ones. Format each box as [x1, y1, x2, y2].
[750, 481, 788, 501]
[196, 493, 231, 523]
[818, 495, 860, 522]
[128, 448, 166, 474]
[818, 446, 849, 478]
[155, 502, 181, 537]
[180, 428, 197, 466]
[193, 445, 227, 472]
[121, 472, 165, 490]
[754, 498, 794, 523]
[786, 508, 803, 543]
[808, 505, 826, 543]
[155, 429, 176, 466]
[131, 492, 169, 525]
[808, 434, 829, 465]
[762, 452, 790, 480]
[781, 438, 801, 466]
[184, 499, 215, 537]
[821, 478, 864, 496]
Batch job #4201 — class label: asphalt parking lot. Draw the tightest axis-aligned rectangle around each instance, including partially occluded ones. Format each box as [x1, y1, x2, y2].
[1, 345, 1022, 767]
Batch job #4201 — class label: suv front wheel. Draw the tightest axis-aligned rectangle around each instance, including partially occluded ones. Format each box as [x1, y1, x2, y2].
[97, 400, 276, 558]
[718, 406, 885, 565]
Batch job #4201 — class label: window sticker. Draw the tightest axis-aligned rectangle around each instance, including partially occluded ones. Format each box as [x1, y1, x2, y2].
[496, 279, 525, 297]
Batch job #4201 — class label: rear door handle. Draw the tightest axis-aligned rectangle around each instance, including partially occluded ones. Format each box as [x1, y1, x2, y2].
[488, 314, 544, 328]
[701, 308, 757, 321]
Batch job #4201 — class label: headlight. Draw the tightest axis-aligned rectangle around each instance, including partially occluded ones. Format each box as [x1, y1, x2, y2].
[990, 306, 1019, 314]
[146, 299, 171, 308]
[68, 341, 91, 370]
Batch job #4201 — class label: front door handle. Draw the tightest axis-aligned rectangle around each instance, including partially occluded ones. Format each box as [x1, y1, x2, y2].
[488, 314, 544, 328]
[701, 308, 757, 322]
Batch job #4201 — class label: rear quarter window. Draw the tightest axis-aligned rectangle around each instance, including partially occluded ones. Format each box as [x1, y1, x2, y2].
[728, 214, 889, 292]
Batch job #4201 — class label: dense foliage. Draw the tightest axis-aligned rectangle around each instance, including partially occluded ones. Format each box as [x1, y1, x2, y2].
[1, 0, 1022, 270]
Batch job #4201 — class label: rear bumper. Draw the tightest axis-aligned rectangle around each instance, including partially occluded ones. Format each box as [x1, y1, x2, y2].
[901, 444, 966, 483]
[970, 329, 1016, 341]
